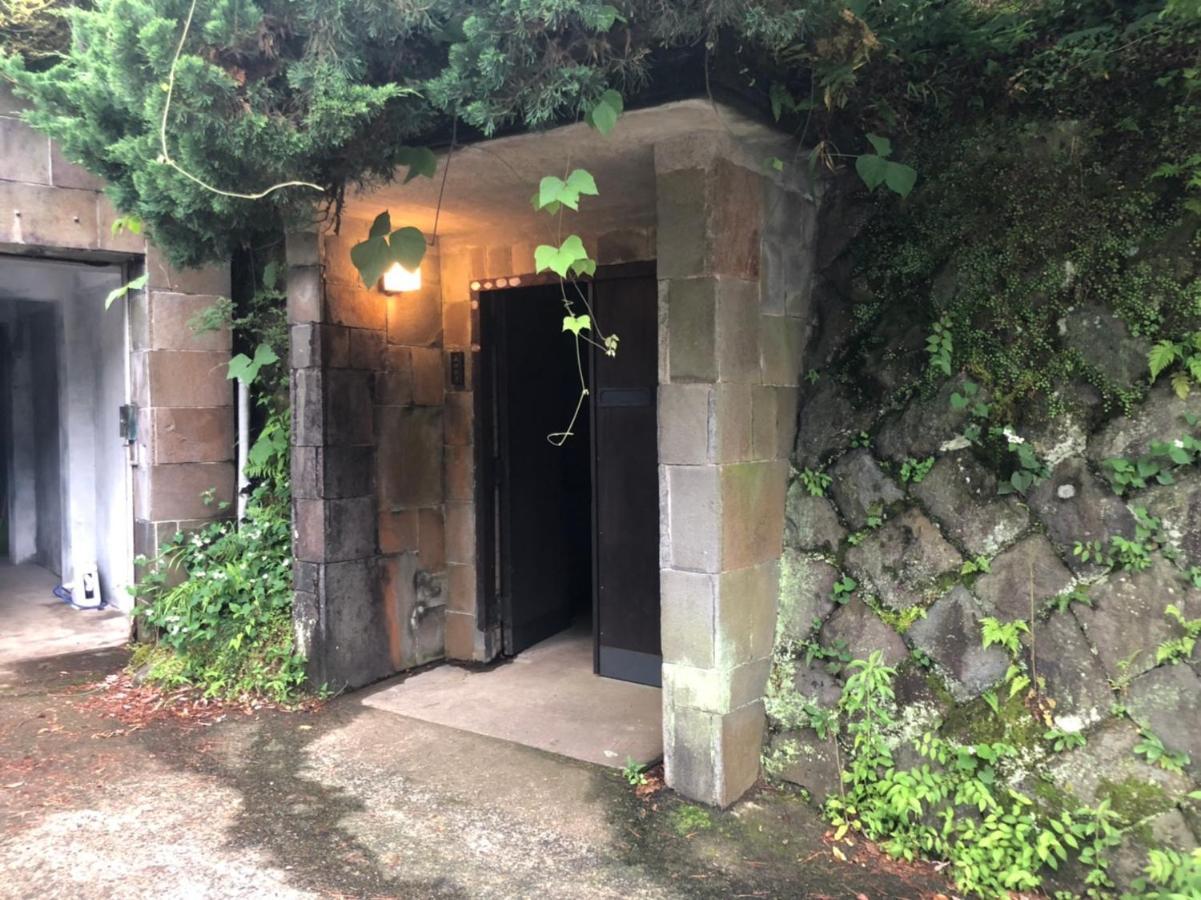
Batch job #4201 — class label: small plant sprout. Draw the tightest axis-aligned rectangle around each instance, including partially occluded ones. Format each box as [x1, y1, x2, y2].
[1156, 603, 1201, 664]
[1044, 727, 1086, 753]
[799, 468, 833, 497]
[832, 575, 857, 604]
[622, 757, 648, 787]
[899, 456, 935, 484]
[1133, 730, 1190, 774]
[980, 617, 1029, 657]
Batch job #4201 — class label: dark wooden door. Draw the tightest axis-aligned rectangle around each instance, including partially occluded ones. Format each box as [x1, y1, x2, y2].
[591, 273, 661, 686]
[491, 283, 592, 655]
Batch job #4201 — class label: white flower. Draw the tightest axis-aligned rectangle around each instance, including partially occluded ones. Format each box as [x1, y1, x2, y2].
[1002, 426, 1025, 445]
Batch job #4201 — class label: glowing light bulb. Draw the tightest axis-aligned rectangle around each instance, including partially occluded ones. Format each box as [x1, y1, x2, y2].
[382, 262, 421, 292]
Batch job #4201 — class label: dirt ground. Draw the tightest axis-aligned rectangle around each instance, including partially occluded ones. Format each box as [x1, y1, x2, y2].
[0, 645, 951, 899]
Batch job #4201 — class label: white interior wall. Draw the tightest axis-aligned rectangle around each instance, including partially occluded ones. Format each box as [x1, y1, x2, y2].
[0, 258, 129, 607]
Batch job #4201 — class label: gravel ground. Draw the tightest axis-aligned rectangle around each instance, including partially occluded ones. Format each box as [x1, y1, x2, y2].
[0, 646, 949, 899]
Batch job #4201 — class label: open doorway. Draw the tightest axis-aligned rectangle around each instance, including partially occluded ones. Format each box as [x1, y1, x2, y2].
[478, 263, 661, 686]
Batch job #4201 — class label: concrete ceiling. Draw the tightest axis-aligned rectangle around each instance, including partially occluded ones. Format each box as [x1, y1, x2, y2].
[342, 99, 792, 243]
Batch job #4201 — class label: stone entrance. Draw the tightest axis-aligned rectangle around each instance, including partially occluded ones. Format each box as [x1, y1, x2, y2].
[287, 99, 818, 806]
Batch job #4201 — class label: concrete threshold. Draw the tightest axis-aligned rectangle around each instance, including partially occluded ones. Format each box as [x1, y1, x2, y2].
[360, 625, 663, 768]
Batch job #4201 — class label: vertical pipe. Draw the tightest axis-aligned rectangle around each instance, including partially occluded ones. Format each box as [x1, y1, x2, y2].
[237, 379, 249, 522]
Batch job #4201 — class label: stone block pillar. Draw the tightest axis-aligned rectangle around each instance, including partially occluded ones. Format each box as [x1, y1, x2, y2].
[131, 251, 236, 569]
[656, 133, 808, 806]
[289, 223, 448, 691]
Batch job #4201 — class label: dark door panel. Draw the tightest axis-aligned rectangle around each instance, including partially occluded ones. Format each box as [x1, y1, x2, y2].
[592, 274, 661, 685]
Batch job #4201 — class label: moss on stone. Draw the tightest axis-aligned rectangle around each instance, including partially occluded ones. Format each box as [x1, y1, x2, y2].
[938, 690, 1044, 751]
[1095, 776, 1173, 827]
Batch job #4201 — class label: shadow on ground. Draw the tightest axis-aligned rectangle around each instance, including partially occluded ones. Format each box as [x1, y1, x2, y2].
[1, 647, 950, 899]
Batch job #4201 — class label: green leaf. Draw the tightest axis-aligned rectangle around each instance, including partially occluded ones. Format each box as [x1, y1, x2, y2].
[562, 314, 591, 336]
[535, 234, 590, 278]
[595, 4, 622, 29]
[368, 210, 392, 239]
[1149, 340, 1180, 380]
[350, 234, 391, 287]
[227, 342, 279, 386]
[884, 161, 918, 197]
[389, 226, 426, 271]
[537, 169, 598, 212]
[855, 154, 889, 190]
[587, 89, 623, 135]
[866, 133, 892, 157]
[396, 147, 437, 183]
[1171, 370, 1192, 399]
[104, 273, 147, 310]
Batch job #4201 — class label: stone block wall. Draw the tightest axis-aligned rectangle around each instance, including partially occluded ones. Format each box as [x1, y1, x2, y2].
[1, 83, 233, 589]
[771, 186, 1201, 882]
[656, 133, 817, 807]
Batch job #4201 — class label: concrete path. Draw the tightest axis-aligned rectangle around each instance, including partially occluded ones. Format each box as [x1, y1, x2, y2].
[363, 625, 663, 768]
[0, 645, 950, 899]
[0, 563, 128, 672]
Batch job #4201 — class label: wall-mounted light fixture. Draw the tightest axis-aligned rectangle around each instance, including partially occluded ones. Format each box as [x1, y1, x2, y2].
[381, 261, 422, 293]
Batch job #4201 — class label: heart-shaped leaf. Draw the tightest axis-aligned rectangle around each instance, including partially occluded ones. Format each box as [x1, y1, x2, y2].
[389, 226, 426, 271]
[396, 147, 437, 183]
[535, 234, 590, 278]
[350, 234, 392, 287]
[884, 161, 917, 197]
[563, 314, 592, 335]
[866, 133, 892, 157]
[104, 273, 147, 310]
[855, 153, 889, 190]
[536, 169, 599, 212]
[368, 210, 392, 239]
[586, 89, 623, 135]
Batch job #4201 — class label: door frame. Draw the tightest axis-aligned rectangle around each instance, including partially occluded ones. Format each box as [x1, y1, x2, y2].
[472, 260, 657, 664]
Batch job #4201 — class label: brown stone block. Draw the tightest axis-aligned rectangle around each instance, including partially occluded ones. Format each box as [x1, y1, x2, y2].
[321, 229, 360, 286]
[749, 385, 777, 461]
[145, 350, 232, 408]
[444, 392, 473, 446]
[323, 369, 375, 446]
[709, 159, 762, 279]
[376, 345, 414, 406]
[293, 445, 374, 499]
[667, 278, 716, 382]
[146, 247, 230, 296]
[150, 407, 234, 465]
[291, 323, 350, 370]
[387, 285, 442, 346]
[0, 116, 50, 185]
[445, 443, 474, 502]
[656, 168, 708, 279]
[417, 507, 446, 572]
[716, 279, 760, 383]
[348, 327, 384, 371]
[717, 701, 766, 806]
[720, 460, 787, 570]
[661, 569, 715, 668]
[135, 461, 235, 521]
[659, 383, 710, 466]
[378, 507, 418, 554]
[376, 406, 444, 508]
[325, 495, 377, 561]
[285, 228, 321, 268]
[325, 281, 386, 331]
[0, 181, 97, 250]
[148, 292, 231, 352]
[714, 560, 779, 669]
[712, 382, 753, 464]
[445, 502, 475, 565]
[668, 465, 721, 573]
[411, 347, 445, 406]
[760, 314, 805, 387]
[447, 563, 477, 614]
[443, 300, 471, 348]
[597, 227, 655, 264]
[287, 265, 323, 325]
[444, 610, 477, 660]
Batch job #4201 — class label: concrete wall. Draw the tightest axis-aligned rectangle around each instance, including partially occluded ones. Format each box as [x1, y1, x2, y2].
[1, 83, 234, 604]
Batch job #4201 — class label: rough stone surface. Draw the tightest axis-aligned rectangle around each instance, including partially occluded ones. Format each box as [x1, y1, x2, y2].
[1046, 719, 1195, 825]
[776, 551, 837, 644]
[827, 449, 904, 530]
[789, 661, 844, 708]
[874, 377, 976, 462]
[792, 380, 874, 467]
[1074, 560, 1194, 681]
[844, 509, 962, 610]
[1090, 382, 1201, 463]
[912, 452, 1029, 556]
[1028, 611, 1113, 728]
[971, 535, 1075, 621]
[769, 728, 842, 802]
[820, 598, 909, 667]
[1142, 470, 1201, 564]
[1127, 663, 1201, 779]
[1062, 304, 1151, 390]
[907, 587, 1008, 700]
[783, 483, 846, 553]
[1027, 458, 1136, 573]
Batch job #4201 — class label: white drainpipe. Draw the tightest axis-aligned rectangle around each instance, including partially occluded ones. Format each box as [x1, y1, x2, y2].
[236, 380, 249, 522]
